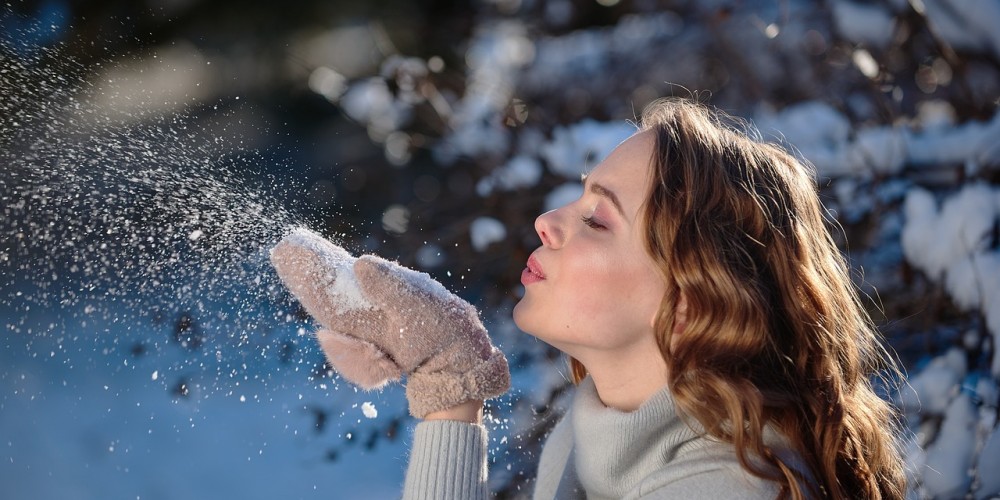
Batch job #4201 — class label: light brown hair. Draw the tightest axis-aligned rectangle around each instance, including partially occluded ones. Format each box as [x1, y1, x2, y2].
[570, 98, 905, 499]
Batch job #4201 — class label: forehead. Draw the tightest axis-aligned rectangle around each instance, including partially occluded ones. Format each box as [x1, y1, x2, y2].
[586, 130, 656, 215]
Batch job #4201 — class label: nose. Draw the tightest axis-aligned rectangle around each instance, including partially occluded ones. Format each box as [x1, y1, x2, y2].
[535, 209, 563, 249]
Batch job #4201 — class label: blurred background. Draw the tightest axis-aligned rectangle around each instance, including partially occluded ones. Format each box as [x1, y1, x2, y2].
[1, 0, 998, 498]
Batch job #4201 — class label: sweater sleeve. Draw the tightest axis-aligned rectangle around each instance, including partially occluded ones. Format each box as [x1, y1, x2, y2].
[402, 420, 490, 500]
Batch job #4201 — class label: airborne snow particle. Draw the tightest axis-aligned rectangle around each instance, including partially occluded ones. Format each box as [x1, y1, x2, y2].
[361, 401, 377, 419]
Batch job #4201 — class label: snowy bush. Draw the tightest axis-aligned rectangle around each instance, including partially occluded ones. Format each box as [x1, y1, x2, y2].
[321, 1, 1000, 496]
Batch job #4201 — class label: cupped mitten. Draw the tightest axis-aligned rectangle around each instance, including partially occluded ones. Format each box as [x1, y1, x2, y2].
[270, 228, 510, 418]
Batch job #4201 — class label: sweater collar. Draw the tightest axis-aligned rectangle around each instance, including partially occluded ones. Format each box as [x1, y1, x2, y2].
[570, 376, 702, 498]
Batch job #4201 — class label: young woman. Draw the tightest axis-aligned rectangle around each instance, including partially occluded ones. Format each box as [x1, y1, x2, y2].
[271, 97, 907, 499]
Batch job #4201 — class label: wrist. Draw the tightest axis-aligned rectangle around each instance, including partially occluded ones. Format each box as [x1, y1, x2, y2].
[421, 399, 484, 424]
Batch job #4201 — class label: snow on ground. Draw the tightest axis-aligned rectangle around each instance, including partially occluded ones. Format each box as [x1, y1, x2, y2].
[0, 294, 411, 500]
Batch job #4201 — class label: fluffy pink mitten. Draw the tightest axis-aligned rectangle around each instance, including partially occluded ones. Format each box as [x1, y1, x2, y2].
[270, 228, 510, 418]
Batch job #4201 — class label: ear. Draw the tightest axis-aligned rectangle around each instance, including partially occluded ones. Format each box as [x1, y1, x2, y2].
[648, 292, 688, 333]
[672, 293, 688, 336]
[668, 293, 688, 354]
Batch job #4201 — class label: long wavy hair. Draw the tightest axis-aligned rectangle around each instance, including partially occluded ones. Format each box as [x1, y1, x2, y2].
[569, 98, 906, 499]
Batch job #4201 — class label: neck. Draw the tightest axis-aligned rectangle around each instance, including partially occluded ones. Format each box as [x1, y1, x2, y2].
[575, 340, 669, 412]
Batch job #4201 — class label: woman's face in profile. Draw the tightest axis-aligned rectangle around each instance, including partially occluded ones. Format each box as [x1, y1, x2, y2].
[513, 130, 668, 361]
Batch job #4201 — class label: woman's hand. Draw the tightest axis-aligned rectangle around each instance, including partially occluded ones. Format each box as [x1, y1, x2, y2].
[270, 228, 510, 419]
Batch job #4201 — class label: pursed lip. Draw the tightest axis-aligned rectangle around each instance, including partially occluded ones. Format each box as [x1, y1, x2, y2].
[526, 254, 545, 279]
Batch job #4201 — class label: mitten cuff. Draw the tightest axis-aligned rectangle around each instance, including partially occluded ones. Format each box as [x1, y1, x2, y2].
[406, 348, 511, 418]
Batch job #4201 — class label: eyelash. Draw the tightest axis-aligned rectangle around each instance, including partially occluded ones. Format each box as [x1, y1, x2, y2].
[580, 215, 606, 230]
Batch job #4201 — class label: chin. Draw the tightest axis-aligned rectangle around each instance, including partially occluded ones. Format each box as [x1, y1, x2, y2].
[512, 300, 547, 340]
[512, 300, 531, 332]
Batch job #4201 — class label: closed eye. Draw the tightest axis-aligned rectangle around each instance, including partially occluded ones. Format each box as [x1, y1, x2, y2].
[581, 215, 606, 230]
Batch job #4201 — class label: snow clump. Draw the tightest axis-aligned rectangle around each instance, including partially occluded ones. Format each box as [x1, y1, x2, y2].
[275, 227, 375, 313]
[470, 217, 507, 252]
[540, 119, 635, 179]
[476, 155, 543, 196]
[901, 185, 1000, 375]
[544, 183, 584, 212]
[361, 401, 378, 419]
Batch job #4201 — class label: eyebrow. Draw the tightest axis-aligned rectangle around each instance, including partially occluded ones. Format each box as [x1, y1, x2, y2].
[581, 174, 625, 218]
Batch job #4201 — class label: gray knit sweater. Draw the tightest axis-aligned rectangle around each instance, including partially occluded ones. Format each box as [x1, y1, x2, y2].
[403, 377, 791, 499]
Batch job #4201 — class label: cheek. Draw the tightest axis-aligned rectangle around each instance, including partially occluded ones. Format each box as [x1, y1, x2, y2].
[585, 251, 664, 329]
[557, 250, 640, 324]
[512, 251, 615, 333]
[622, 268, 664, 309]
[514, 242, 664, 345]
